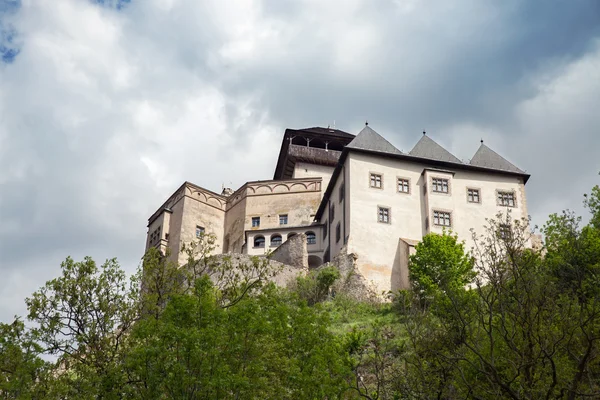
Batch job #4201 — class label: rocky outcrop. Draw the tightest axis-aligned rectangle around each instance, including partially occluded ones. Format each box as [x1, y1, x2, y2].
[318, 246, 378, 302]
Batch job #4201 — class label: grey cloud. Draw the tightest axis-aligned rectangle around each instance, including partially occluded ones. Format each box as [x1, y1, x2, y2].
[1, 0, 599, 322]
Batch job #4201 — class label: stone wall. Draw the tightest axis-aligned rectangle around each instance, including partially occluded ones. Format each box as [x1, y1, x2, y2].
[268, 233, 308, 271]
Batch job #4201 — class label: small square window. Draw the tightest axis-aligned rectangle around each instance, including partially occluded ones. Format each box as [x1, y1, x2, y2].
[195, 225, 205, 238]
[252, 217, 260, 227]
[432, 178, 449, 193]
[378, 207, 390, 224]
[370, 173, 382, 189]
[279, 214, 288, 225]
[467, 188, 480, 203]
[433, 210, 451, 227]
[498, 223, 512, 240]
[497, 191, 516, 207]
[336, 222, 341, 243]
[398, 178, 410, 194]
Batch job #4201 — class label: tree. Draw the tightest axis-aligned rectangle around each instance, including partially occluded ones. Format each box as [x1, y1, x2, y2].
[293, 266, 341, 306]
[126, 278, 351, 399]
[408, 231, 475, 305]
[26, 256, 139, 399]
[0, 318, 50, 399]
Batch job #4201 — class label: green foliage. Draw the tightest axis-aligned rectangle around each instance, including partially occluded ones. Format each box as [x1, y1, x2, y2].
[126, 278, 351, 399]
[408, 231, 475, 305]
[293, 266, 341, 306]
[0, 318, 50, 399]
[26, 256, 139, 399]
[584, 183, 600, 230]
[4, 184, 600, 399]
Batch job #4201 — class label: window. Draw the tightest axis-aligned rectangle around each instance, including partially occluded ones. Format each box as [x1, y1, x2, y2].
[397, 178, 410, 194]
[330, 204, 335, 221]
[497, 191, 516, 207]
[270, 234, 282, 246]
[339, 183, 345, 202]
[370, 173, 382, 188]
[253, 236, 265, 248]
[149, 226, 161, 246]
[288, 232, 297, 239]
[195, 225, 205, 238]
[467, 188, 480, 203]
[378, 207, 390, 224]
[252, 217, 260, 227]
[306, 231, 316, 245]
[336, 223, 341, 243]
[323, 221, 328, 240]
[498, 223, 512, 240]
[433, 210, 451, 227]
[432, 178, 449, 193]
[279, 214, 288, 225]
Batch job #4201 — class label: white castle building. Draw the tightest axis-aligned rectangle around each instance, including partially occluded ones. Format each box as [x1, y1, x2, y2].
[146, 125, 529, 293]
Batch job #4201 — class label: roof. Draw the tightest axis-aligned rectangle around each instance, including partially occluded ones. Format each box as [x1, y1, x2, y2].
[315, 126, 530, 220]
[409, 134, 462, 163]
[295, 126, 356, 139]
[470, 143, 525, 174]
[346, 125, 403, 155]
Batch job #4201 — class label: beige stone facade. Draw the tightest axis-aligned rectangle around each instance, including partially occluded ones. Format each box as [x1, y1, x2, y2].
[146, 125, 531, 294]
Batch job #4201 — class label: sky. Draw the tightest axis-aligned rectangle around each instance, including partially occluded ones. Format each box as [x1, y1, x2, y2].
[1, 0, 599, 322]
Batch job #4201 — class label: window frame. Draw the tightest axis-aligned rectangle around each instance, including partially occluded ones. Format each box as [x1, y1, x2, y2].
[306, 231, 316, 245]
[432, 210, 452, 227]
[270, 234, 283, 247]
[251, 216, 261, 227]
[496, 190, 517, 208]
[195, 225, 205, 238]
[377, 206, 391, 224]
[369, 172, 383, 189]
[467, 188, 481, 204]
[498, 223, 512, 240]
[397, 177, 410, 194]
[279, 214, 288, 225]
[431, 177, 450, 194]
[253, 235, 265, 248]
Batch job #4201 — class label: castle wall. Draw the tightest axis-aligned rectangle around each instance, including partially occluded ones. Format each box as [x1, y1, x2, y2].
[346, 152, 426, 293]
[345, 151, 528, 294]
[292, 162, 334, 194]
[177, 185, 226, 264]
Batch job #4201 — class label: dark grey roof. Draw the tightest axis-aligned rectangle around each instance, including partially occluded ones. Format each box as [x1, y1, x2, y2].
[346, 126, 403, 155]
[409, 134, 462, 163]
[470, 143, 524, 174]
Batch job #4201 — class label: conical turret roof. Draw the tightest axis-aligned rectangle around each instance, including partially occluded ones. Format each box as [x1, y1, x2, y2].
[409, 134, 462, 163]
[346, 125, 403, 155]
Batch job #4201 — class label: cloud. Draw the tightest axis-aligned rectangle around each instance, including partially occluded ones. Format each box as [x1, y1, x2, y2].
[0, 0, 599, 321]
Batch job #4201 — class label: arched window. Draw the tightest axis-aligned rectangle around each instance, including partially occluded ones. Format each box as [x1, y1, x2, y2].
[306, 231, 316, 245]
[270, 234, 282, 246]
[287, 232, 297, 239]
[254, 235, 265, 248]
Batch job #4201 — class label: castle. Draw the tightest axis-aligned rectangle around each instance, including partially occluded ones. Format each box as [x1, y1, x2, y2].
[146, 125, 530, 293]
